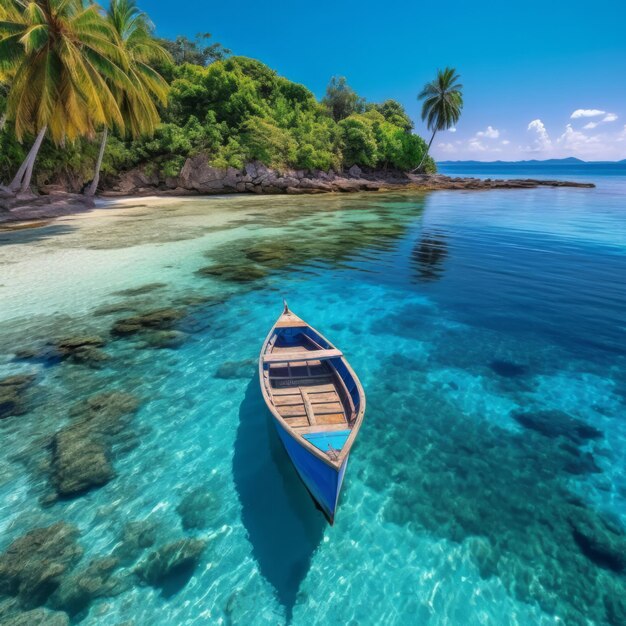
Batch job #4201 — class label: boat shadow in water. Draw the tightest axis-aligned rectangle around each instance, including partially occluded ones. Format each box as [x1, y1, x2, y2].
[232, 375, 326, 622]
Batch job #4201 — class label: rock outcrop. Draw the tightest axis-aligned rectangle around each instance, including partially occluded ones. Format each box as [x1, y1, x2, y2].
[14, 336, 109, 368]
[176, 487, 220, 530]
[113, 519, 158, 565]
[50, 556, 128, 617]
[0, 374, 35, 419]
[111, 308, 186, 337]
[0, 522, 83, 609]
[134, 538, 206, 588]
[50, 392, 140, 497]
[1, 157, 595, 226]
[101, 157, 595, 198]
[1, 606, 70, 626]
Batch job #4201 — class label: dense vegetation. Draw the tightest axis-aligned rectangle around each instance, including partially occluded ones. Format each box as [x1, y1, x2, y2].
[0, 2, 435, 194]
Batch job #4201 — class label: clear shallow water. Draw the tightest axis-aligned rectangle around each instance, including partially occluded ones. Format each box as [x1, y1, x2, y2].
[0, 177, 625, 625]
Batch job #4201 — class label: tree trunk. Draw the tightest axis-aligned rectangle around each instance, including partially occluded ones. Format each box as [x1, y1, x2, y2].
[86, 128, 108, 197]
[412, 129, 437, 174]
[19, 126, 48, 193]
[8, 146, 36, 192]
[9, 126, 47, 193]
[0, 113, 6, 132]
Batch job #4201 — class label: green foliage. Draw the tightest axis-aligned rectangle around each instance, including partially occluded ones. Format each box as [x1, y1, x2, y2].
[0, 25, 437, 187]
[160, 32, 231, 67]
[0, 125, 25, 183]
[339, 113, 379, 167]
[367, 99, 414, 132]
[211, 138, 246, 170]
[239, 117, 296, 166]
[322, 76, 366, 122]
[414, 67, 463, 171]
[419, 67, 463, 132]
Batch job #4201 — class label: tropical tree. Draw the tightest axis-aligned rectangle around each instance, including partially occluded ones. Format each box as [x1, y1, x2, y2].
[322, 76, 365, 122]
[160, 32, 230, 67]
[0, 0, 131, 194]
[413, 67, 463, 172]
[367, 99, 413, 133]
[86, 0, 170, 196]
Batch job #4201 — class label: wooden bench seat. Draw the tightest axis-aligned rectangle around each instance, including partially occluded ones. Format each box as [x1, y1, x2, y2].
[263, 349, 342, 364]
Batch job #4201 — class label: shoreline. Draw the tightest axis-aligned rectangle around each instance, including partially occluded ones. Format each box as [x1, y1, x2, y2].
[0, 171, 595, 228]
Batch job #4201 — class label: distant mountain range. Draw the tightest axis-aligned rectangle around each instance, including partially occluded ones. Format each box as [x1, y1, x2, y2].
[439, 157, 626, 165]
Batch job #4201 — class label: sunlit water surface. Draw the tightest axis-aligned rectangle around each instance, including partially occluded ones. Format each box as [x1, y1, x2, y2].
[0, 172, 625, 625]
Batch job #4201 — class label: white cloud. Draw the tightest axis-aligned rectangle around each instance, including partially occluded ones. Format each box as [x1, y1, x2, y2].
[501, 140, 510, 145]
[570, 109, 605, 119]
[468, 140, 487, 152]
[557, 124, 601, 153]
[437, 142, 456, 153]
[603, 113, 618, 123]
[475, 125, 500, 139]
[448, 127, 457, 133]
[526, 119, 552, 152]
[583, 121, 598, 130]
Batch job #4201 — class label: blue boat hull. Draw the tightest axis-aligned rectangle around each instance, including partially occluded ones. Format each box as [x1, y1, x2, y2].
[273, 419, 348, 523]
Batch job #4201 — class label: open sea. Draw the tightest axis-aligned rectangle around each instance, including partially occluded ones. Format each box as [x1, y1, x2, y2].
[0, 162, 625, 625]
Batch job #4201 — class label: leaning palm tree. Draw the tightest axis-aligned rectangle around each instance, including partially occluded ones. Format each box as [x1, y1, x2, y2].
[86, 0, 170, 196]
[0, 81, 9, 131]
[0, 0, 131, 194]
[413, 67, 463, 172]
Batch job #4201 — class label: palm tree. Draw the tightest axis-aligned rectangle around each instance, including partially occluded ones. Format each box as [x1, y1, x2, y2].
[86, 0, 170, 196]
[0, 0, 130, 194]
[0, 81, 9, 131]
[413, 67, 463, 173]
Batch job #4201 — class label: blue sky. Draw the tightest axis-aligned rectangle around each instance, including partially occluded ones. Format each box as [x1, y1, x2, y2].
[143, 0, 626, 161]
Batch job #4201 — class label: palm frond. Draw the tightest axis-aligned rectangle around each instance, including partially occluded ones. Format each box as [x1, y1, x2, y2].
[417, 66, 464, 133]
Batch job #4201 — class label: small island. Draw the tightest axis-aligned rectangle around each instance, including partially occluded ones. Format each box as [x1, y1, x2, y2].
[0, 7, 591, 225]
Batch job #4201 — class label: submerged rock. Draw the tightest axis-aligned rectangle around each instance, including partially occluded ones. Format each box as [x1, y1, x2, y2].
[14, 336, 108, 368]
[70, 346, 111, 367]
[562, 448, 602, 475]
[135, 538, 206, 588]
[113, 519, 158, 565]
[214, 359, 255, 380]
[93, 301, 138, 317]
[569, 513, 626, 573]
[489, 359, 528, 378]
[0, 374, 35, 419]
[51, 427, 114, 496]
[2, 607, 70, 626]
[605, 589, 626, 626]
[112, 283, 166, 297]
[243, 242, 296, 266]
[111, 308, 186, 337]
[512, 409, 602, 444]
[176, 487, 220, 530]
[50, 392, 140, 497]
[0, 522, 82, 609]
[50, 556, 127, 617]
[143, 330, 187, 349]
[55, 336, 110, 367]
[55, 336, 105, 355]
[196, 264, 267, 283]
[69, 391, 140, 435]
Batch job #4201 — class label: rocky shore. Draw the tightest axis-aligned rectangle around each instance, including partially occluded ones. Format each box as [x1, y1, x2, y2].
[0, 157, 595, 225]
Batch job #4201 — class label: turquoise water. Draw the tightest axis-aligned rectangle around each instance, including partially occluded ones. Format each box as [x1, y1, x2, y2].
[0, 174, 625, 625]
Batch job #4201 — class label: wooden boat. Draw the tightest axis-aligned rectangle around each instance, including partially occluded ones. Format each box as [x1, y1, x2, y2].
[259, 301, 366, 524]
